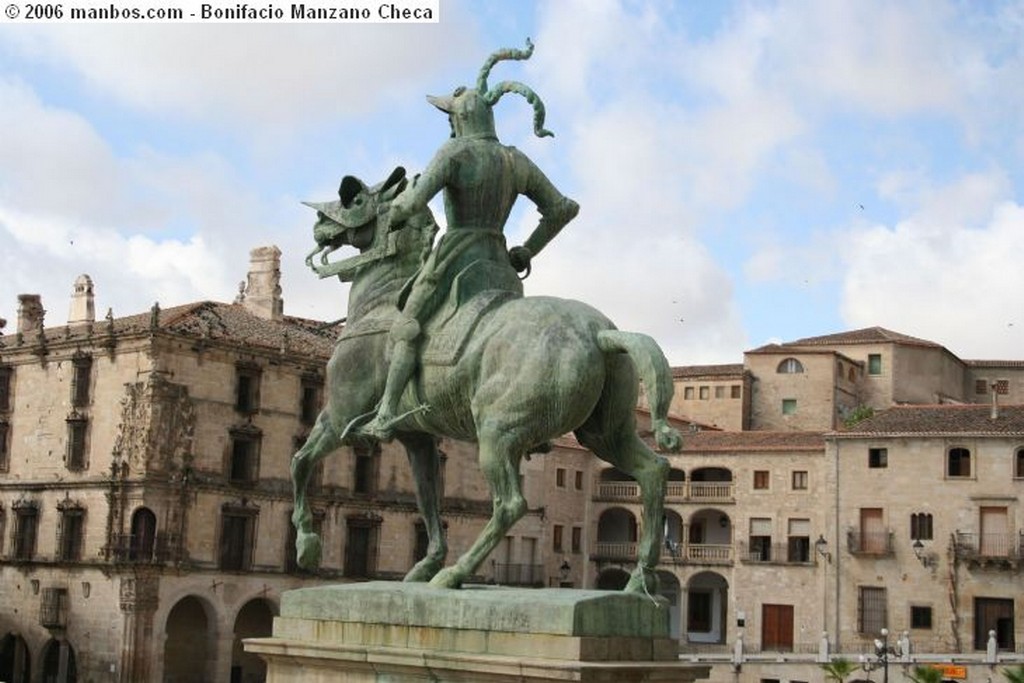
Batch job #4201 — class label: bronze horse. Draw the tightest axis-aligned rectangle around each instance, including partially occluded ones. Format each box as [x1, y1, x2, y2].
[292, 168, 681, 593]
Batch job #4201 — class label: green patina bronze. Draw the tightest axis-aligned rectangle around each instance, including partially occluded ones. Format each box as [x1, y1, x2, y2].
[292, 40, 681, 595]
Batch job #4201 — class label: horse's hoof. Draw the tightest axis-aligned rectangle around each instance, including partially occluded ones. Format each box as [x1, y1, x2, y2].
[296, 531, 322, 570]
[404, 557, 443, 583]
[428, 567, 463, 589]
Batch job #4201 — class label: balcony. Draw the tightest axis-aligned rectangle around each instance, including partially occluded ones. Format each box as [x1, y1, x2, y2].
[847, 530, 895, 556]
[596, 540, 733, 566]
[593, 541, 638, 561]
[955, 532, 1024, 568]
[108, 532, 183, 564]
[596, 481, 734, 503]
[492, 562, 545, 587]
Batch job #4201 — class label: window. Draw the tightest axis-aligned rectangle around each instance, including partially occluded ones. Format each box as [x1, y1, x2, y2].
[552, 525, 563, 552]
[66, 416, 89, 471]
[574, 470, 583, 490]
[56, 506, 85, 562]
[299, 376, 322, 426]
[777, 358, 804, 374]
[235, 363, 261, 414]
[791, 471, 808, 490]
[910, 513, 933, 541]
[858, 586, 887, 634]
[699, 386, 710, 400]
[731, 385, 742, 399]
[1016, 448, 1024, 479]
[219, 508, 257, 571]
[40, 588, 69, 629]
[753, 470, 770, 490]
[684, 387, 694, 400]
[353, 443, 379, 495]
[0, 508, 5, 555]
[12, 504, 38, 560]
[129, 507, 157, 562]
[995, 379, 1009, 395]
[344, 516, 380, 578]
[70, 355, 93, 407]
[787, 519, 811, 562]
[556, 468, 566, 488]
[571, 526, 582, 553]
[228, 428, 261, 484]
[781, 399, 797, 415]
[0, 365, 11, 412]
[748, 518, 772, 561]
[0, 420, 9, 472]
[976, 379, 989, 395]
[868, 354, 882, 375]
[910, 605, 933, 630]
[869, 448, 888, 468]
[714, 386, 725, 399]
[948, 447, 971, 478]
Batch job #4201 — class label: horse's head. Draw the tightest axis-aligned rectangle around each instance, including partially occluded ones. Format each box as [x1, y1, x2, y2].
[303, 166, 413, 280]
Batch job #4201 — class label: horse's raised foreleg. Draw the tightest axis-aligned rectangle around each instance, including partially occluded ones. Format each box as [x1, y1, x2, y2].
[430, 429, 525, 589]
[290, 410, 342, 570]
[397, 432, 447, 582]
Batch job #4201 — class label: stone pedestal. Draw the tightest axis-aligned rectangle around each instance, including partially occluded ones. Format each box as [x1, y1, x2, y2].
[245, 582, 710, 683]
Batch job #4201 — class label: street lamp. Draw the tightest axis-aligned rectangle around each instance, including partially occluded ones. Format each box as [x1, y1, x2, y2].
[859, 628, 901, 683]
[912, 539, 936, 568]
[815, 535, 831, 563]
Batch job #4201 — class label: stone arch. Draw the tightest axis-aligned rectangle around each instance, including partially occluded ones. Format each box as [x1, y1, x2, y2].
[595, 567, 630, 590]
[231, 597, 276, 683]
[163, 595, 217, 682]
[596, 508, 636, 543]
[0, 633, 31, 683]
[40, 638, 76, 683]
[685, 571, 728, 644]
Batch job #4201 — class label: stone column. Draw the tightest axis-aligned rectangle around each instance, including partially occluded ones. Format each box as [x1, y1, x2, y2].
[118, 575, 159, 683]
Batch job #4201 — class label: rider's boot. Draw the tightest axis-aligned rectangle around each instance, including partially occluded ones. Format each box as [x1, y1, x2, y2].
[361, 337, 418, 441]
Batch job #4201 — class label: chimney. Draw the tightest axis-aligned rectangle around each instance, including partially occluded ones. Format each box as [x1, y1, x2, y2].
[17, 294, 45, 335]
[241, 246, 284, 321]
[68, 274, 96, 325]
[990, 382, 1000, 421]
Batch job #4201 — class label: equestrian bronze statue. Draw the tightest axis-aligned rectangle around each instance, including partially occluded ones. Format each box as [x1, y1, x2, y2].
[291, 40, 681, 594]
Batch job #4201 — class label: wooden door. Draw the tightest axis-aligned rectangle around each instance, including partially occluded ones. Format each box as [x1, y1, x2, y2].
[980, 507, 1009, 557]
[762, 604, 794, 651]
[860, 508, 885, 553]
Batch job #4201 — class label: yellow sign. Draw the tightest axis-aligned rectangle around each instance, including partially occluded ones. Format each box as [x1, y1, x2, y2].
[933, 664, 967, 679]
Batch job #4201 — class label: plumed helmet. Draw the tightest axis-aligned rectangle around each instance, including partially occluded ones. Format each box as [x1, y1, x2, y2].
[426, 38, 554, 140]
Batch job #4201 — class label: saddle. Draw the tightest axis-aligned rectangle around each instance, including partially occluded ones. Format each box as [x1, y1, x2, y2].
[420, 259, 522, 366]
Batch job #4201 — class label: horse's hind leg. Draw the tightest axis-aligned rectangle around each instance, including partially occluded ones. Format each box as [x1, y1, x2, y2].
[430, 427, 526, 589]
[397, 432, 448, 582]
[577, 404, 668, 595]
[290, 410, 342, 570]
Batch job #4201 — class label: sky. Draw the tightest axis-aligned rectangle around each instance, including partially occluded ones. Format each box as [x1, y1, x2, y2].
[2, 0, 1024, 365]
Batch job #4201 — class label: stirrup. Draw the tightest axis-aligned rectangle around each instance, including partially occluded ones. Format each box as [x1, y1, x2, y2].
[358, 404, 430, 441]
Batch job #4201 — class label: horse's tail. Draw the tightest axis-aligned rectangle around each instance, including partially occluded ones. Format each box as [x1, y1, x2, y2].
[596, 330, 682, 453]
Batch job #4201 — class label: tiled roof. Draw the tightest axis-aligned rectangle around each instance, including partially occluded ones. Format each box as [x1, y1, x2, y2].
[835, 404, 1024, 437]
[748, 326, 943, 353]
[671, 363, 745, 379]
[964, 359, 1024, 368]
[0, 301, 343, 359]
[677, 430, 825, 453]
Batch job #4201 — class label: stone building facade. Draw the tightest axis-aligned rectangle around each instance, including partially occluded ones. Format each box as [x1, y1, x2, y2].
[3, 246, 1024, 683]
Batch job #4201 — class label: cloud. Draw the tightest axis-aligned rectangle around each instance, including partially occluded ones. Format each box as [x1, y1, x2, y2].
[842, 171, 1024, 359]
[2, 21, 478, 129]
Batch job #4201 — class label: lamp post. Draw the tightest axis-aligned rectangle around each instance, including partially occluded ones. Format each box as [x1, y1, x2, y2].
[859, 628, 899, 683]
[815, 535, 831, 637]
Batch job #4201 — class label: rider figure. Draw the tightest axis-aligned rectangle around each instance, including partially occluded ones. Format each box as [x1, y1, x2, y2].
[361, 39, 579, 441]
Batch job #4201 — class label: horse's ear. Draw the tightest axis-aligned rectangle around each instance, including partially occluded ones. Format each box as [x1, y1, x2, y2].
[338, 176, 365, 208]
[381, 166, 406, 194]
